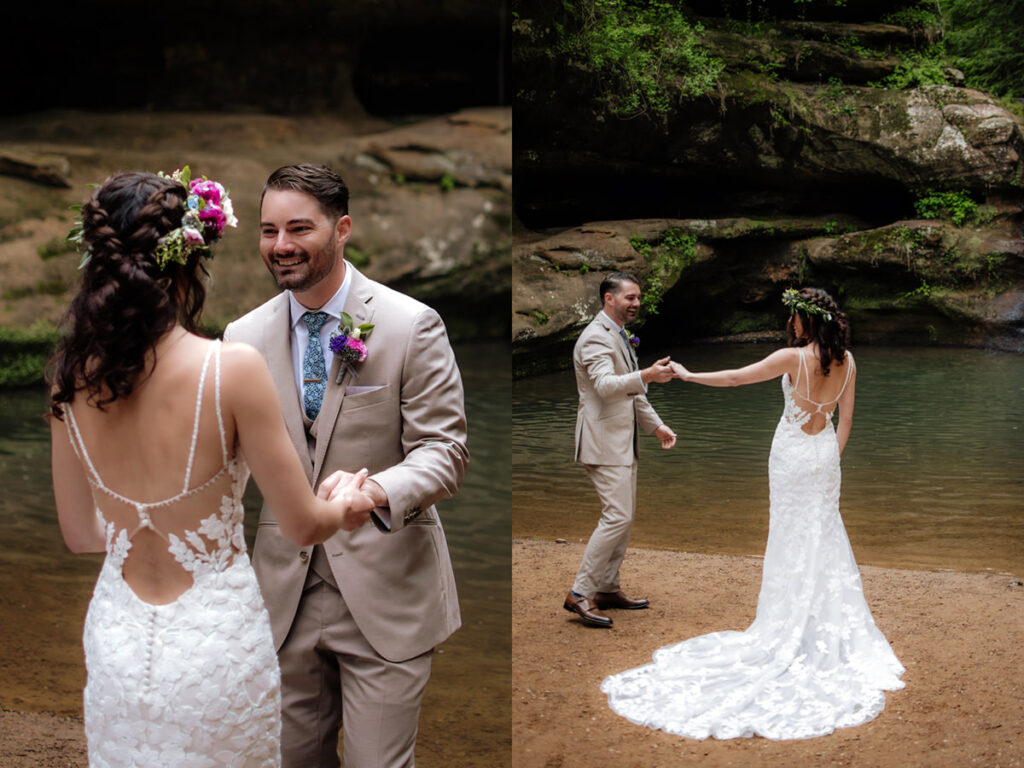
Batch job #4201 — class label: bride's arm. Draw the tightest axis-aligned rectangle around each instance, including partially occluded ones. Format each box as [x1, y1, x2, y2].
[222, 343, 375, 546]
[671, 348, 797, 388]
[835, 358, 856, 455]
[50, 414, 106, 553]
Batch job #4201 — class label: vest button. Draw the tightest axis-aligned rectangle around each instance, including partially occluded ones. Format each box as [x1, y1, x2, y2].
[299, 551, 309, 563]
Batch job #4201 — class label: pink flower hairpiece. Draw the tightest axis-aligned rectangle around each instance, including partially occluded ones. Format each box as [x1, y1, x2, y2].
[151, 166, 238, 271]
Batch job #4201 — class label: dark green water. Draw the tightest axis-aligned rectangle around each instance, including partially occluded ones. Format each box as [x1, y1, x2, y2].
[0, 341, 510, 766]
[514, 344, 1024, 575]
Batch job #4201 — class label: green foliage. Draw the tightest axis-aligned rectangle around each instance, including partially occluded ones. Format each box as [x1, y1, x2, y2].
[913, 189, 979, 227]
[900, 278, 934, 302]
[439, 173, 456, 193]
[881, 47, 950, 89]
[579, 262, 591, 274]
[37, 236, 77, 261]
[835, 34, 883, 60]
[942, 0, 1024, 98]
[819, 77, 857, 116]
[984, 252, 1005, 276]
[2, 279, 67, 301]
[882, 3, 941, 31]
[346, 246, 371, 269]
[630, 228, 698, 315]
[0, 323, 60, 388]
[531, 310, 550, 326]
[558, 0, 724, 119]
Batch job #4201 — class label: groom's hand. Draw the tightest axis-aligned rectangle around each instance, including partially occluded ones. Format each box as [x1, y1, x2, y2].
[654, 424, 677, 450]
[326, 469, 376, 531]
[641, 356, 675, 385]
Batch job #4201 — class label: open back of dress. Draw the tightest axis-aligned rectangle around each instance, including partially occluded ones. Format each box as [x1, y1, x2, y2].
[66, 341, 282, 767]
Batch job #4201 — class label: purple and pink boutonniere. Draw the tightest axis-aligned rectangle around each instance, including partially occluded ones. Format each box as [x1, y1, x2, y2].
[628, 333, 640, 349]
[330, 312, 374, 382]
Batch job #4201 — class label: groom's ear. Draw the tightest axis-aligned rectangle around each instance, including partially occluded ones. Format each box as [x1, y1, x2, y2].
[334, 214, 352, 247]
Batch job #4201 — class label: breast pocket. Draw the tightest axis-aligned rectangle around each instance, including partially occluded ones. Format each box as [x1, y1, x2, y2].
[341, 384, 393, 412]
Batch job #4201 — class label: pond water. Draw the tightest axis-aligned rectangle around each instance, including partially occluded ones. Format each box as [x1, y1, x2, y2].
[0, 340, 510, 767]
[513, 344, 1024, 575]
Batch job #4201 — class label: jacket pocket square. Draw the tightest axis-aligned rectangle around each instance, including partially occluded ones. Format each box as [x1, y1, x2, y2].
[345, 385, 385, 395]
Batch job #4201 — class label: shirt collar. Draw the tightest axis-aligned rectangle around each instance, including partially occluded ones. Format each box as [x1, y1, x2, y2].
[600, 310, 626, 333]
[288, 262, 353, 330]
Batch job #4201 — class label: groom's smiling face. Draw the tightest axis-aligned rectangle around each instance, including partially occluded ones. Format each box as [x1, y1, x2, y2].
[604, 281, 641, 326]
[260, 189, 351, 305]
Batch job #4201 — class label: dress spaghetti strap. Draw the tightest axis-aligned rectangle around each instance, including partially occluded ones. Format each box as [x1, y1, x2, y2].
[64, 340, 230, 543]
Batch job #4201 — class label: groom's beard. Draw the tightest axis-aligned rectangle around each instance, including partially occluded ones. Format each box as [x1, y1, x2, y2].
[267, 239, 338, 293]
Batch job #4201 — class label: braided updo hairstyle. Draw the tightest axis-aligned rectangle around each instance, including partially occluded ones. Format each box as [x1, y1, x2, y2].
[785, 287, 850, 376]
[49, 171, 208, 417]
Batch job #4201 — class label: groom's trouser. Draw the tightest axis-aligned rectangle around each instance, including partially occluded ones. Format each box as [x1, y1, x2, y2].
[278, 566, 433, 768]
[573, 461, 638, 599]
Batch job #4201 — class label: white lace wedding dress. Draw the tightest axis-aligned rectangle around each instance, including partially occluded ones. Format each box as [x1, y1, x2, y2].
[602, 351, 905, 740]
[65, 342, 281, 766]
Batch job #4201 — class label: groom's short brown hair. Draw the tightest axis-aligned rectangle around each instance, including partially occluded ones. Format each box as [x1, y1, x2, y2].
[261, 164, 350, 219]
[599, 272, 641, 304]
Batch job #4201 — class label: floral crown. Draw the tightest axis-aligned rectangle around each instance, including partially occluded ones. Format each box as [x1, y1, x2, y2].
[71, 166, 237, 271]
[782, 288, 832, 322]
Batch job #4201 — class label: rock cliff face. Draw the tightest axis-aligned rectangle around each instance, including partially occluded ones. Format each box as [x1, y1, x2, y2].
[513, 3, 1024, 375]
[0, 108, 511, 341]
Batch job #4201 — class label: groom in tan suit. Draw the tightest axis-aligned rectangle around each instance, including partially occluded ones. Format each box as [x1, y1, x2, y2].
[224, 164, 468, 767]
[563, 272, 676, 628]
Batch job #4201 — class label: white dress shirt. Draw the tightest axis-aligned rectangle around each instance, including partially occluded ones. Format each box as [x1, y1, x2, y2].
[287, 263, 353, 397]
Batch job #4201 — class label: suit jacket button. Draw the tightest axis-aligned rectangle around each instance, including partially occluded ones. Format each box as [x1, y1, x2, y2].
[299, 551, 309, 563]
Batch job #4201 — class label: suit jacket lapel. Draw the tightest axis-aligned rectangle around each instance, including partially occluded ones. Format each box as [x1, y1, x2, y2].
[263, 295, 313, 480]
[311, 268, 376, 484]
[599, 315, 634, 371]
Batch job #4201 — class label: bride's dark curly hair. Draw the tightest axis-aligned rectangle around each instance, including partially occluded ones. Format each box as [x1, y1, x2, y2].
[49, 171, 207, 418]
[785, 287, 850, 376]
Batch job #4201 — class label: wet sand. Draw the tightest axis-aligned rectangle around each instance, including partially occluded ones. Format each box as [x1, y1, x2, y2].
[513, 538, 1024, 768]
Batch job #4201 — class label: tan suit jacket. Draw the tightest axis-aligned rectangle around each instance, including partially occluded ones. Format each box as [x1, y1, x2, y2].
[224, 265, 468, 662]
[573, 313, 663, 465]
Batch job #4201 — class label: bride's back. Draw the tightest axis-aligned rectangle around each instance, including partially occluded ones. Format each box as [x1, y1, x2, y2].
[787, 345, 854, 435]
[68, 335, 239, 604]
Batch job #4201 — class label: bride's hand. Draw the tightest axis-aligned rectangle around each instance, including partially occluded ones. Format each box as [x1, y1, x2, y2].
[325, 468, 376, 531]
[670, 361, 691, 381]
[317, 469, 363, 500]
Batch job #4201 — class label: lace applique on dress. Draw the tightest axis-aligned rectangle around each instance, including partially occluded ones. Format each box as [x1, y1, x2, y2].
[601, 350, 903, 741]
[65, 341, 281, 767]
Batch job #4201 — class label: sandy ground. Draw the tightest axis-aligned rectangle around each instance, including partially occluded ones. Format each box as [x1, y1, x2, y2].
[513, 538, 1024, 768]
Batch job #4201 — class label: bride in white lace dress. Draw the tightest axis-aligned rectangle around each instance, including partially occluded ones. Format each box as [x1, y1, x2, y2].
[602, 288, 904, 741]
[48, 171, 375, 767]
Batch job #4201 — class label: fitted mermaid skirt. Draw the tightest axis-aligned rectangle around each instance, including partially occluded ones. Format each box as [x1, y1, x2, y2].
[83, 553, 281, 767]
[601, 391, 904, 740]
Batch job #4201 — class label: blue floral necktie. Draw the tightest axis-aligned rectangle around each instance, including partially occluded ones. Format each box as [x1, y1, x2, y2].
[619, 328, 636, 370]
[302, 312, 329, 420]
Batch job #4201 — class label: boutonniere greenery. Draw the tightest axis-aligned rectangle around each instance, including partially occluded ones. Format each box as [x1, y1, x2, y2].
[329, 312, 374, 382]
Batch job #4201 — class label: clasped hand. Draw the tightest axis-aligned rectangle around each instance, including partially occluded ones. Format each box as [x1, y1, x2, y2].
[669, 361, 690, 381]
[317, 469, 377, 531]
[643, 357, 691, 384]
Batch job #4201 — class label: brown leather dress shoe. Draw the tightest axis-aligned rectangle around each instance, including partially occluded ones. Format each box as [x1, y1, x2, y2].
[563, 591, 613, 627]
[594, 590, 650, 610]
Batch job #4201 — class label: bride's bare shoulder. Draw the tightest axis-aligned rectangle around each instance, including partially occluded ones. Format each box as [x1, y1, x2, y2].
[219, 341, 271, 374]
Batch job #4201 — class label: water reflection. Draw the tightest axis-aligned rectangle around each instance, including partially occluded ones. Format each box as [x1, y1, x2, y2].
[0, 340, 510, 767]
[514, 344, 1024, 574]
